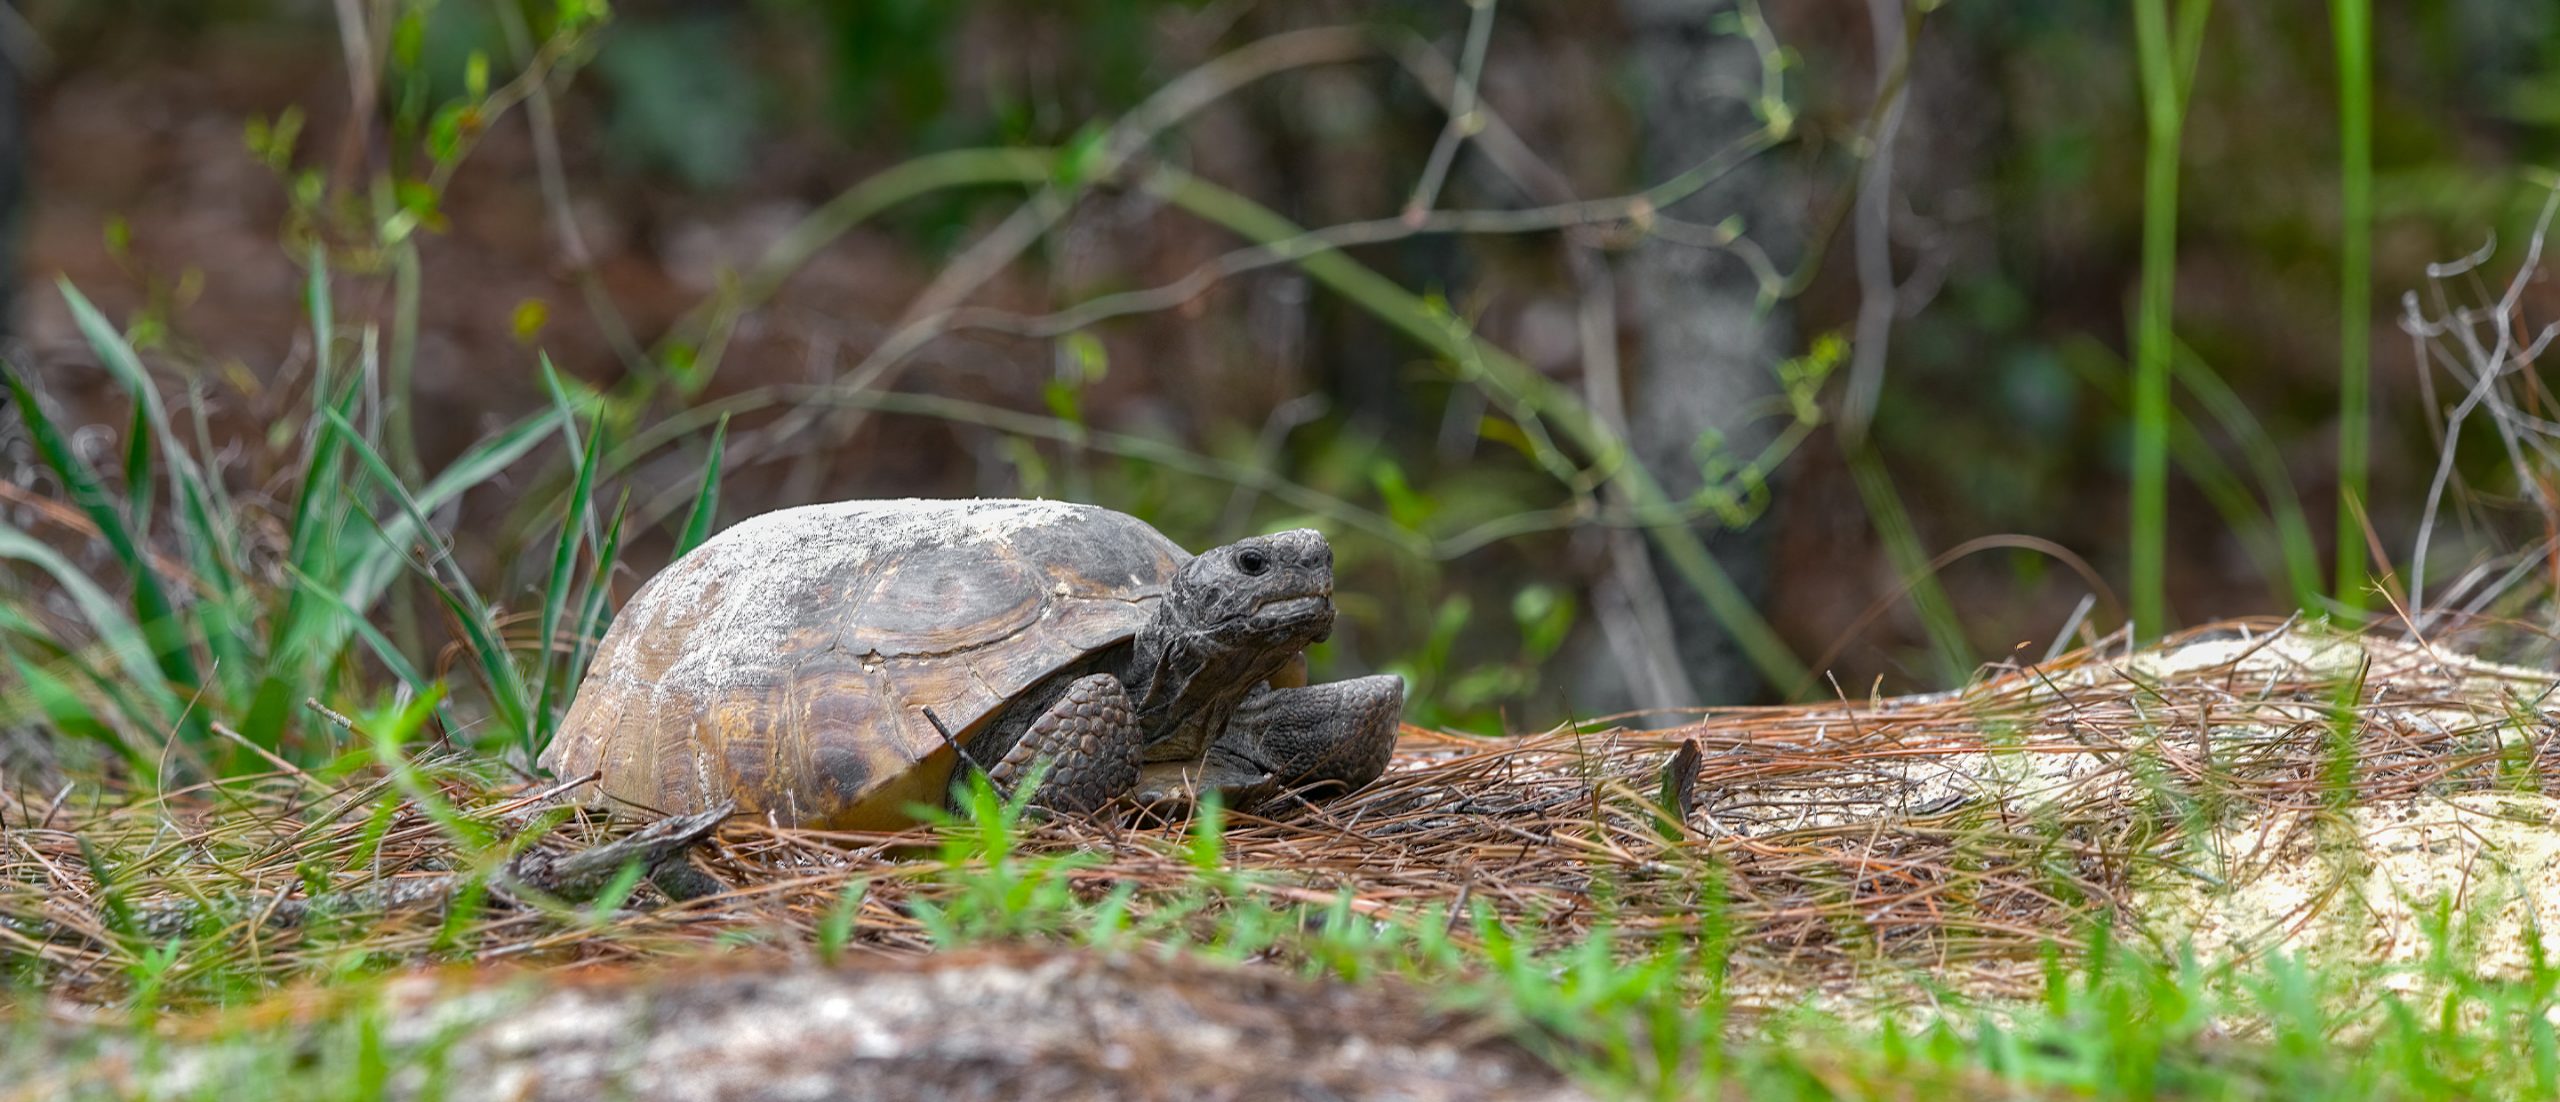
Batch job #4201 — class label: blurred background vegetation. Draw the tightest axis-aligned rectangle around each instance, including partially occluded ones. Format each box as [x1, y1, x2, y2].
[5, 0, 2560, 774]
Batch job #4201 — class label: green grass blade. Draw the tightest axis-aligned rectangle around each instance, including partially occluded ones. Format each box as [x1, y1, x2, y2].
[261, 397, 558, 749]
[0, 522, 184, 759]
[333, 407, 566, 637]
[120, 402, 153, 537]
[2331, 0, 2373, 616]
[3, 647, 117, 747]
[248, 286, 373, 745]
[278, 296, 366, 633]
[280, 563, 460, 736]
[307, 244, 335, 391]
[676, 414, 728, 556]
[0, 612, 159, 766]
[2171, 341, 2323, 611]
[59, 280, 224, 560]
[1844, 445, 1971, 687]
[240, 345, 371, 748]
[171, 381, 253, 706]
[2062, 338, 2298, 610]
[388, 243, 424, 482]
[539, 356, 603, 549]
[533, 409, 605, 745]
[324, 409, 535, 751]
[0, 362, 198, 694]
[55, 281, 246, 708]
[560, 488, 632, 750]
[2128, 0, 2214, 640]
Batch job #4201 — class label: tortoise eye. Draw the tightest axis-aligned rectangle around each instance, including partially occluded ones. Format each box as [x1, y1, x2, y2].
[1236, 548, 1271, 575]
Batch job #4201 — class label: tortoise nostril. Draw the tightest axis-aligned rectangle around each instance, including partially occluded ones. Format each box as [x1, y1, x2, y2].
[1273, 529, 1331, 571]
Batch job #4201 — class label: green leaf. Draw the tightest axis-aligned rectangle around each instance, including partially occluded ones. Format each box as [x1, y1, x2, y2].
[557, 0, 611, 34]
[1063, 331, 1108, 382]
[390, 8, 425, 70]
[1042, 379, 1083, 427]
[1053, 123, 1108, 188]
[1369, 459, 1433, 530]
[427, 103, 469, 167]
[398, 178, 440, 219]
[1511, 583, 1575, 661]
[511, 298, 549, 344]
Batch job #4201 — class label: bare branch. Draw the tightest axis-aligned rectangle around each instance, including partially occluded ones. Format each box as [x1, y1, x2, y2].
[1401, 0, 1499, 222]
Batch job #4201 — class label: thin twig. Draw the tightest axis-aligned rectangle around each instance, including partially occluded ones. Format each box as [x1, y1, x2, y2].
[1402, 0, 1499, 222]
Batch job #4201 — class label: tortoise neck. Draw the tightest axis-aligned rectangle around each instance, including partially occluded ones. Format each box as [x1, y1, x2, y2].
[1127, 613, 1288, 760]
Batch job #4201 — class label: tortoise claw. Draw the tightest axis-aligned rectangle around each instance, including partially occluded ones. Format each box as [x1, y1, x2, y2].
[1132, 759, 1278, 811]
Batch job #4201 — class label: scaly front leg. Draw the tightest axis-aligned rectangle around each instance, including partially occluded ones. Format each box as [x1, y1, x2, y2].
[1137, 674, 1404, 811]
[983, 673, 1146, 814]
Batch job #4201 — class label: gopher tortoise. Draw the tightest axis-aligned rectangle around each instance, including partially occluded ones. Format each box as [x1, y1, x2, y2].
[541, 498, 1404, 830]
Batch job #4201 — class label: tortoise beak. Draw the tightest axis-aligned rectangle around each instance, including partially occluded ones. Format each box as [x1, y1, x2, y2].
[1258, 529, 1336, 640]
[1249, 594, 1335, 643]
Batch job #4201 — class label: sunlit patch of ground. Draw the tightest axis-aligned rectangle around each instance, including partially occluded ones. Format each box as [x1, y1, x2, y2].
[2143, 792, 2560, 982]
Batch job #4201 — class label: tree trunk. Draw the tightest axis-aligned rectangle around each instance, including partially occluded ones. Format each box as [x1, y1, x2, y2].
[1579, 0, 1801, 713]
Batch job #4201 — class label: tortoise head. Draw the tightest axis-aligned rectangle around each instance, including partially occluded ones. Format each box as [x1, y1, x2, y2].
[1165, 528, 1336, 652]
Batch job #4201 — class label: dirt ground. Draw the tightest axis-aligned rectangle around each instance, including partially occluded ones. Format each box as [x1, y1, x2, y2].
[30, 951, 1585, 1102]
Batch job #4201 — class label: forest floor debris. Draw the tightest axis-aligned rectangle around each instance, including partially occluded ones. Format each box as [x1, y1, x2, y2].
[10, 617, 2560, 1086]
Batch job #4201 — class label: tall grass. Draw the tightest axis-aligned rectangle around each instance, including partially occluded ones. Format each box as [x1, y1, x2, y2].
[2129, 0, 2213, 641]
[1844, 447, 1972, 687]
[0, 269, 623, 774]
[2331, 0, 2374, 617]
[2059, 336, 2325, 613]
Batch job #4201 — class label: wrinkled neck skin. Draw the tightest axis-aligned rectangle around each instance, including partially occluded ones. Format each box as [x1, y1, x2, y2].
[1124, 612, 1298, 763]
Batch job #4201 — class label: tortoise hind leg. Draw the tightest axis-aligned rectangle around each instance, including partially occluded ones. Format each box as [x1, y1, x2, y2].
[1139, 674, 1404, 810]
[984, 673, 1144, 814]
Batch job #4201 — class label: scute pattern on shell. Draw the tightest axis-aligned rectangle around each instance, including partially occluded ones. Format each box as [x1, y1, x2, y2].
[541, 499, 1189, 830]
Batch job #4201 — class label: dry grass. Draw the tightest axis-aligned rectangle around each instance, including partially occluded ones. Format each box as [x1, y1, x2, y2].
[9, 616, 2557, 1009]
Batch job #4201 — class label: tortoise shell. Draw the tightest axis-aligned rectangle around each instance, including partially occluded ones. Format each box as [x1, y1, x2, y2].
[540, 499, 1189, 830]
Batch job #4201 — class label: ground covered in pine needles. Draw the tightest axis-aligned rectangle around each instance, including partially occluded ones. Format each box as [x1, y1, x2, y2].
[13, 616, 2560, 1097]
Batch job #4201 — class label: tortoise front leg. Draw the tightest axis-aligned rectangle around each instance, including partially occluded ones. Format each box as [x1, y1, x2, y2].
[984, 673, 1145, 814]
[1138, 674, 1404, 810]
